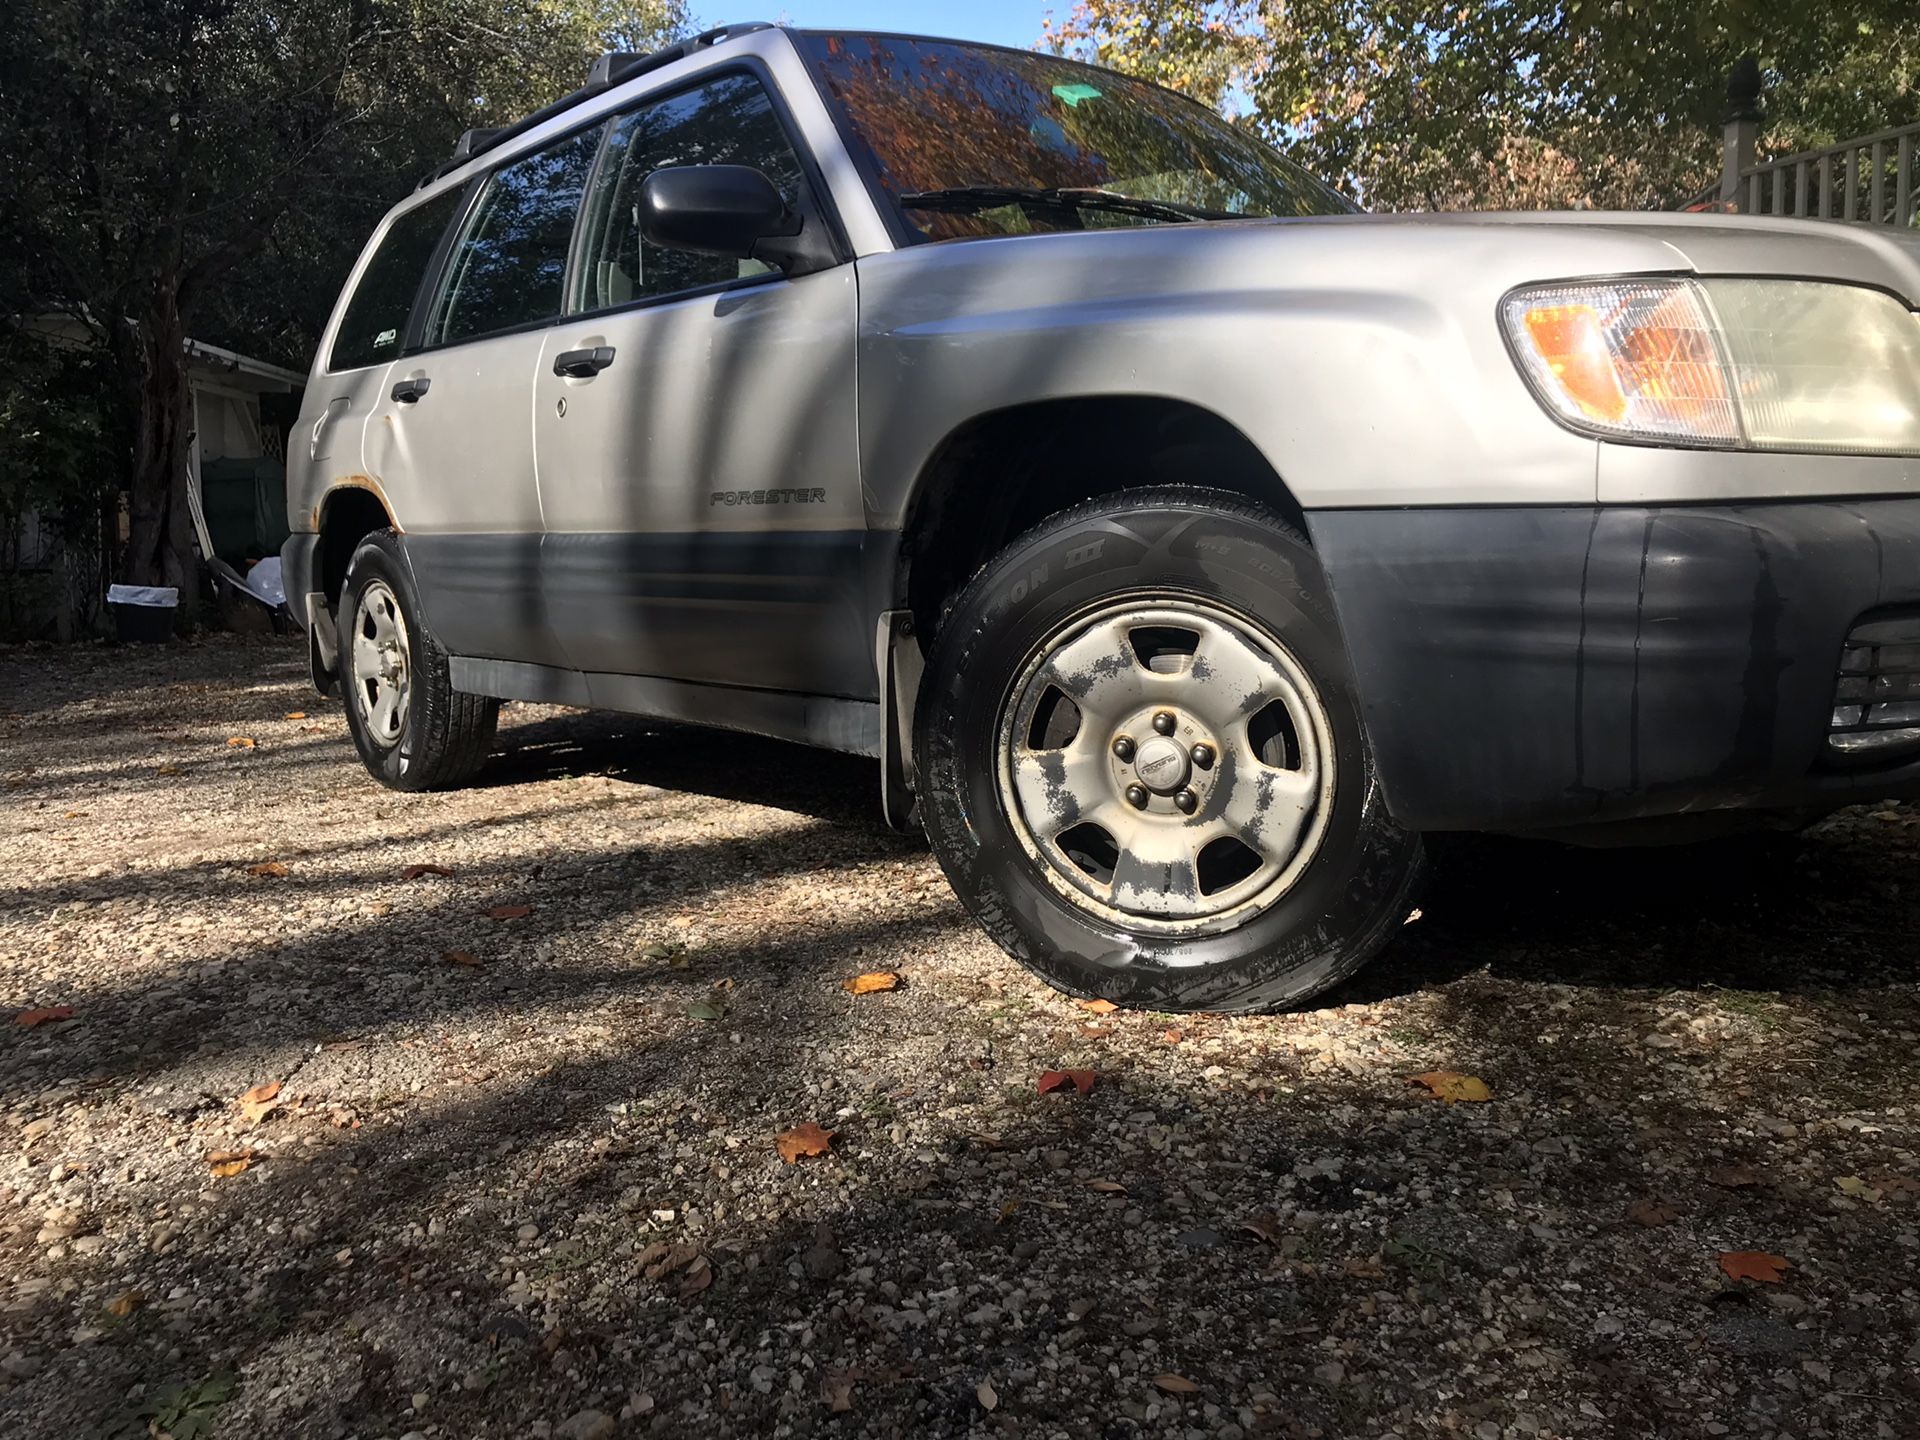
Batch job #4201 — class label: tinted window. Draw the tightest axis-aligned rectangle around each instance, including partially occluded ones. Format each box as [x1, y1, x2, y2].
[573, 72, 808, 312]
[426, 125, 603, 347]
[801, 33, 1355, 243]
[329, 189, 461, 372]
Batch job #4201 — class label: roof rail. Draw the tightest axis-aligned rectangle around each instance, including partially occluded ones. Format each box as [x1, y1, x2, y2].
[415, 22, 777, 190]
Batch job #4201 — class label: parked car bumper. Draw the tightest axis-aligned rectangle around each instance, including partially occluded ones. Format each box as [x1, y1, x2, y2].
[1308, 496, 1920, 834]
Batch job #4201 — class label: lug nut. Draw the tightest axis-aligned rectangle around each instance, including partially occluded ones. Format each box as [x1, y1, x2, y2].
[1152, 711, 1177, 735]
[1125, 784, 1149, 809]
[1174, 788, 1199, 814]
[1111, 735, 1136, 761]
[1190, 742, 1215, 769]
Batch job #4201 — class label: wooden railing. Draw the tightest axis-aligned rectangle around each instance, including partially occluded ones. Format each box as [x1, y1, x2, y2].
[1739, 123, 1920, 224]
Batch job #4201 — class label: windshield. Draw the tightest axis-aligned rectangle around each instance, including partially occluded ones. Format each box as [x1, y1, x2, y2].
[799, 33, 1356, 244]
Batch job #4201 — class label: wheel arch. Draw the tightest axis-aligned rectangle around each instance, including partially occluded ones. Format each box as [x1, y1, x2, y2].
[891, 396, 1309, 641]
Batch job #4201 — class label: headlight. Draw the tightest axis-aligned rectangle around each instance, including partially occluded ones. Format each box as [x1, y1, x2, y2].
[1502, 277, 1920, 455]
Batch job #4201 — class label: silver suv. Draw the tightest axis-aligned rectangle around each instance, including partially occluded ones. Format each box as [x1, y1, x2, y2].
[285, 24, 1920, 1011]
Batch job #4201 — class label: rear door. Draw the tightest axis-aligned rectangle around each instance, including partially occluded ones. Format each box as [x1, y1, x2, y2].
[364, 123, 604, 666]
[531, 67, 868, 697]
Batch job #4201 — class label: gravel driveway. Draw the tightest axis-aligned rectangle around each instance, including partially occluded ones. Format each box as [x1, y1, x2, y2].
[3, 635, 1918, 1440]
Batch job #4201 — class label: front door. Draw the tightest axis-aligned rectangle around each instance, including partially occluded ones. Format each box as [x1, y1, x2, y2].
[531, 68, 869, 698]
[367, 121, 605, 667]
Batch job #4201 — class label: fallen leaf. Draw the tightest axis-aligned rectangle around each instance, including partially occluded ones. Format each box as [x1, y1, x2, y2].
[403, 863, 455, 880]
[1627, 1198, 1682, 1228]
[14, 1005, 74, 1028]
[209, 1149, 259, 1179]
[104, 1290, 143, 1319]
[1076, 998, 1118, 1015]
[227, 736, 256, 749]
[238, 1080, 281, 1125]
[775, 1122, 835, 1164]
[1718, 1250, 1789, 1284]
[1080, 1024, 1114, 1038]
[842, 971, 900, 995]
[685, 998, 725, 1022]
[995, 1199, 1023, 1225]
[246, 861, 290, 878]
[1835, 1175, 1883, 1202]
[284, 711, 306, 720]
[1241, 1213, 1282, 1245]
[1161, 1027, 1185, 1044]
[484, 903, 531, 920]
[822, 1370, 856, 1413]
[1153, 1373, 1201, 1395]
[1707, 1164, 1766, 1189]
[155, 763, 183, 776]
[1408, 1070, 1492, 1103]
[976, 1379, 998, 1412]
[1086, 1179, 1128, 1194]
[441, 950, 482, 968]
[1037, 1069, 1095, 1097]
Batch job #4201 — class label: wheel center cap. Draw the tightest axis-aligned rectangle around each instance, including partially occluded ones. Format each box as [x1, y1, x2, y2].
[1131, 736, 1190, 795]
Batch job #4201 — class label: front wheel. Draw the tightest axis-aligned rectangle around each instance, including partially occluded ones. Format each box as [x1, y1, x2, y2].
[913, 488, 1423, 1013]
[338, 531, 498, 792]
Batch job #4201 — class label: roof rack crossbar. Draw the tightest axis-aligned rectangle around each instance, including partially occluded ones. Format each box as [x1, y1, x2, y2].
[415, 21, 776, 190]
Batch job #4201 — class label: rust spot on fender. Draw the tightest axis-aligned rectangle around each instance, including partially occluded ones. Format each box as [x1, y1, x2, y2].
[312, 475, 403, 535]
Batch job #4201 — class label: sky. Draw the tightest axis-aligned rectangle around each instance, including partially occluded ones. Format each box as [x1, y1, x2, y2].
[766, 0, 1059, 53]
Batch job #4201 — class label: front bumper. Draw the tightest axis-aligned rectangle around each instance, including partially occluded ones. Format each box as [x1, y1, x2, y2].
[1309, 498, 1920, 833]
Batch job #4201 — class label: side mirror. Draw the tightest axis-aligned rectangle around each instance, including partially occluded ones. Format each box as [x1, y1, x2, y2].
[638, 164, 801, 262]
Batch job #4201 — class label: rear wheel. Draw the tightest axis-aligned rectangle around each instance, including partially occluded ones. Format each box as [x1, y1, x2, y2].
[339, 531, 497, 792]
[914, 487, 1423, 1013]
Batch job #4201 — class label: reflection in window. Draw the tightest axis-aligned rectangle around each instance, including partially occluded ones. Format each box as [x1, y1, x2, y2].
[428, 126, 604, 346]
[330, 189, 461, 372]
[801, 33, 1355, 242]
[573, 72, 807, 313]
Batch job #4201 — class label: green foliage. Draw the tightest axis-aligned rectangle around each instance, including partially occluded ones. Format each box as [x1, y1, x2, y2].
[1046, 0, 1920, 211]
[107, 1370, 237, 1439]
[0, 328, 121, 532]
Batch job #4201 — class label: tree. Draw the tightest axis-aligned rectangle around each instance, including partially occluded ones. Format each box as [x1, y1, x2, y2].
[1044, 1, 1920, 212]
[0, 0, 685, 602]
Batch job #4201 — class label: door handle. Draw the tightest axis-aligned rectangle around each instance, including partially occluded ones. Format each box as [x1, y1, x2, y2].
[391, 376, 431, 404]
[553, 345, 616, 378]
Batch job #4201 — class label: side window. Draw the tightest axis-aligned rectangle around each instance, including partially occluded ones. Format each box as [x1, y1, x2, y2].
[573, 72, 810, 313]
[425, 125, 604, 348]
[328, 189, 461, 372]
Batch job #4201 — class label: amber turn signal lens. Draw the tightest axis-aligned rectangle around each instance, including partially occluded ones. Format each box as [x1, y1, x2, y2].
[1521, 305, 1625, 422]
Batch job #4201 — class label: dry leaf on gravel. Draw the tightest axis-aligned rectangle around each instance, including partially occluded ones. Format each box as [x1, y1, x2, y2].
[1037, 1069, 1095, 1096]
[685, 997, 725, 1021]
[284, 711, 306, 720]
[1076, 998, 1118, 1015]
[441, 950, 482, 968]
[1161, 1027, 1185, 1044]
[1240, 1212, 1282, 1244]
[246, 861, 289, 878]
[14, 1006, 74, 1028]
[403, 863, 455, 880]
[104, 1290, 143, 1319]
[1718, 1250, 1789, 1284]
[1086, 1179, 1127, 1194]
[208, 1149, 260, 1178]
[227, 736, 256, 749]
[1707, 1164, 1766, 1189]
[976, 1380, 998, 1412]
[1835, 1175, 1883, 1202]
[155, 763, 183, 776]
[1153, 1373, 1200, 1395]
[995, 1200, 1022, 1225]
[484, 903, 532, 920]
[842, 971, 899, 995]
[1627, 1198, 1682, 1228]
[822, 1371, 856, 1413]
[1080, 1024, 1114, 1038]
[775, 1122, 835, 1164]
[237, 1081, 281, 1125]
[637, 1241, 712, 1297]
[1408, 1070, 1492, 1103]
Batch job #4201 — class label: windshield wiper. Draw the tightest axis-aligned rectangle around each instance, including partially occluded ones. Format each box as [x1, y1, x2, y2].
[898, 185, 1250, 225]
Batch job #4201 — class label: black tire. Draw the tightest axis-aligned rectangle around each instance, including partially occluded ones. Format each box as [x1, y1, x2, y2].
[338, 531, 498, 792]
[914, 487, 1424, 1013]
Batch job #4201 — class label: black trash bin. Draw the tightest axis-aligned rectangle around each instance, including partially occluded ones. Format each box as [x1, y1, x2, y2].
[107, 585, 178, 643]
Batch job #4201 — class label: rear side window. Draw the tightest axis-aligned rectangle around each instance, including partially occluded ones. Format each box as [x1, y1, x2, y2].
[572, 71, 809, 313]
[425, 125, 604, 348]
[328, 189, 461, 373]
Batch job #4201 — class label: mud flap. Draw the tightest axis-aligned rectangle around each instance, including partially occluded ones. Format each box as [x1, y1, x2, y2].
[876, 609, 924, 830]
[306, 592, 339, 698]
